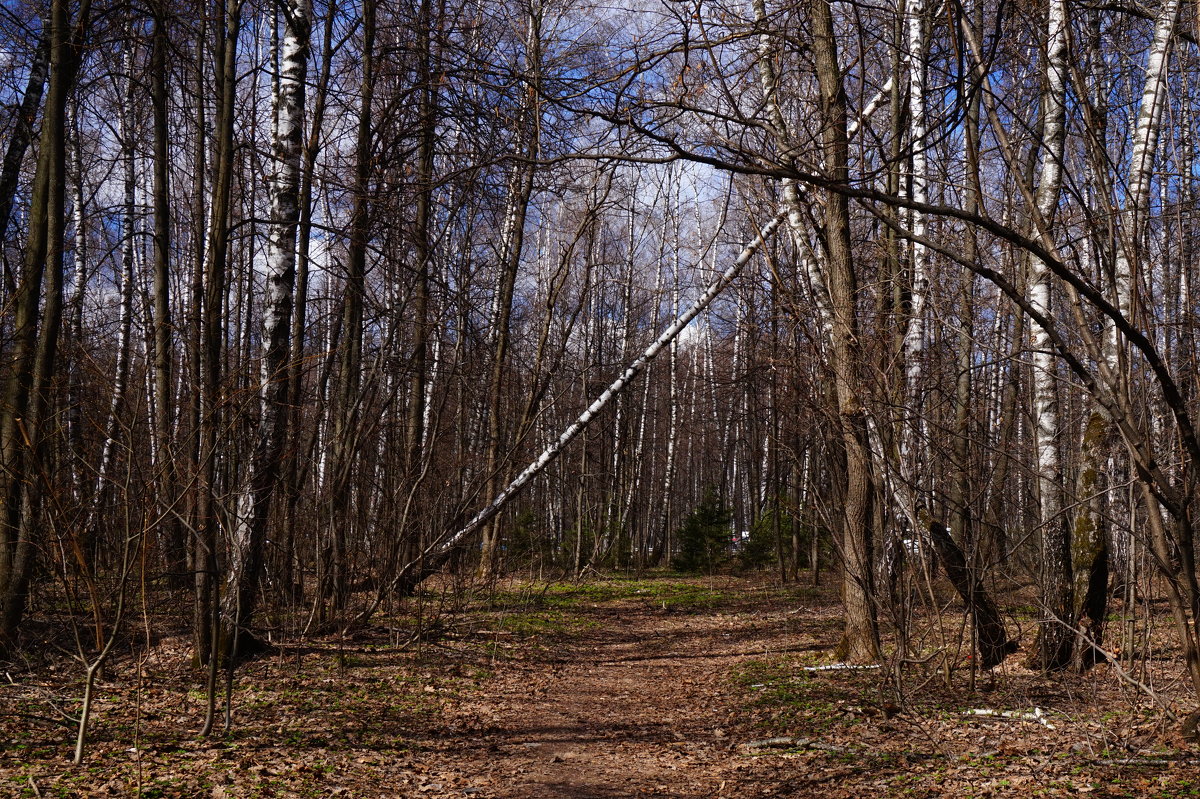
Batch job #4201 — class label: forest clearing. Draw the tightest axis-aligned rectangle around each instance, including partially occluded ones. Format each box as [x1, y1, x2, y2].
[4, 573, 1200, 798]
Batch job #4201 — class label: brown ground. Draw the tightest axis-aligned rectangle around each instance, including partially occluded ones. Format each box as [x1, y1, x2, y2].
[4, 574, 1200, 797]
[431, 583, 806, 798]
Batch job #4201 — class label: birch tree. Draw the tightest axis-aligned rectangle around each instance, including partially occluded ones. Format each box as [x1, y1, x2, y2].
[1027, 0, 1072, 672]
[220, 0, 309, 659]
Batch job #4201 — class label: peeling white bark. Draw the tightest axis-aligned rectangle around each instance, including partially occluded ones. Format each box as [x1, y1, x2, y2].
[1028, 0, 1072, 668]
[900, 0, 928, 400]
[847, 76, 894, 141]
[223, 0, 309, 637]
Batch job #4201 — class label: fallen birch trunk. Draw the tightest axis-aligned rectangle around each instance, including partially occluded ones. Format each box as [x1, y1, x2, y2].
[964, 707, 1056, 730]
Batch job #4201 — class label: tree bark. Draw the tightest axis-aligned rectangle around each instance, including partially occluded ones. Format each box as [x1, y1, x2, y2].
[927, 522, 1017, 668]
[811, 0, 879, 663]
[385, 212, 786, 596]
[195, 0, 242, 666]
[406, 0, 437, 482]
[149, 0, 185, 585]
[1027, 0, 1073, 672]
[322, 0, 374, 608]
[82, 40, 137, 563]
[221, 0, 309, 656]
[0, 23, 50, 251]
[0, 0, 90, 644]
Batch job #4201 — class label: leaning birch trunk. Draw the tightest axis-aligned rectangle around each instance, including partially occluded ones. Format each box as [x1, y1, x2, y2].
[382, 211, 787, 597]
[1026, 0, 1073, 671]
[220, 0, 309, 663]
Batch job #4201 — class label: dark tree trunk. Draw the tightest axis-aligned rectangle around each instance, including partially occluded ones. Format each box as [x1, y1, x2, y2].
[150, 0, 186, 586]
[811, 0, 879, 664]
[0, 24, 50, 254]
[0, 0, 90, 645]
[927, 522, 1018, 668]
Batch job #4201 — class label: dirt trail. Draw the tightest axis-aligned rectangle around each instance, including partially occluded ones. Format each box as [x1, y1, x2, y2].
[427, 588, 814, 798]
[8, 576, 1191, 797]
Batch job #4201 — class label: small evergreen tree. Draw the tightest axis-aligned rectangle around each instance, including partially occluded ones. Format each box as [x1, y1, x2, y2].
[671, 488, 733, 573]
[740, 507, 784, 569]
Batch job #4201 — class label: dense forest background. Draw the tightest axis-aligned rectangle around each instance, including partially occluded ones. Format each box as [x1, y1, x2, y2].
[6, 0, 1200, 749]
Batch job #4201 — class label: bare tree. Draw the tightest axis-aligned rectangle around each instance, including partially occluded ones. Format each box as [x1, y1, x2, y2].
[220, 0, 310, 666]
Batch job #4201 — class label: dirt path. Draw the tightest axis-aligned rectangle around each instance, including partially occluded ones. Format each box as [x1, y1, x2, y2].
[424, 586, 818, 798]
[7, 575, 1198, 797]
[400, 578, 1200, 799]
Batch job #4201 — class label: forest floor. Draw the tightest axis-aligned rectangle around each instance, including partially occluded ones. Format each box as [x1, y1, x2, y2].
[4, 573, 1200, 797]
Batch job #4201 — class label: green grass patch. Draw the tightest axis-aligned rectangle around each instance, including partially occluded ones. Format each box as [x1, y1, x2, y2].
[490, 577, 737, 612]
[732, 658, 854, 735]
[495, 609, 597, 636]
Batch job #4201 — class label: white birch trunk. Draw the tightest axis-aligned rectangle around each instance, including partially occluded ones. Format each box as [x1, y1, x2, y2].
[607, 196, 639, 550]
[657, 203, 682, 563]
[900, 0, 928, 433]
[1072, 0, 1179, 669]
[888, 0, 930, 547]
[634, 236, 666, 563]
[1107, 0, 1180, 371]
[222, 0, 309, 645]
[83, 42, 137, 549]
[66, 109, 87, 504]
[847, 76, 894, 140]
[1028, 0, 1071, 669]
